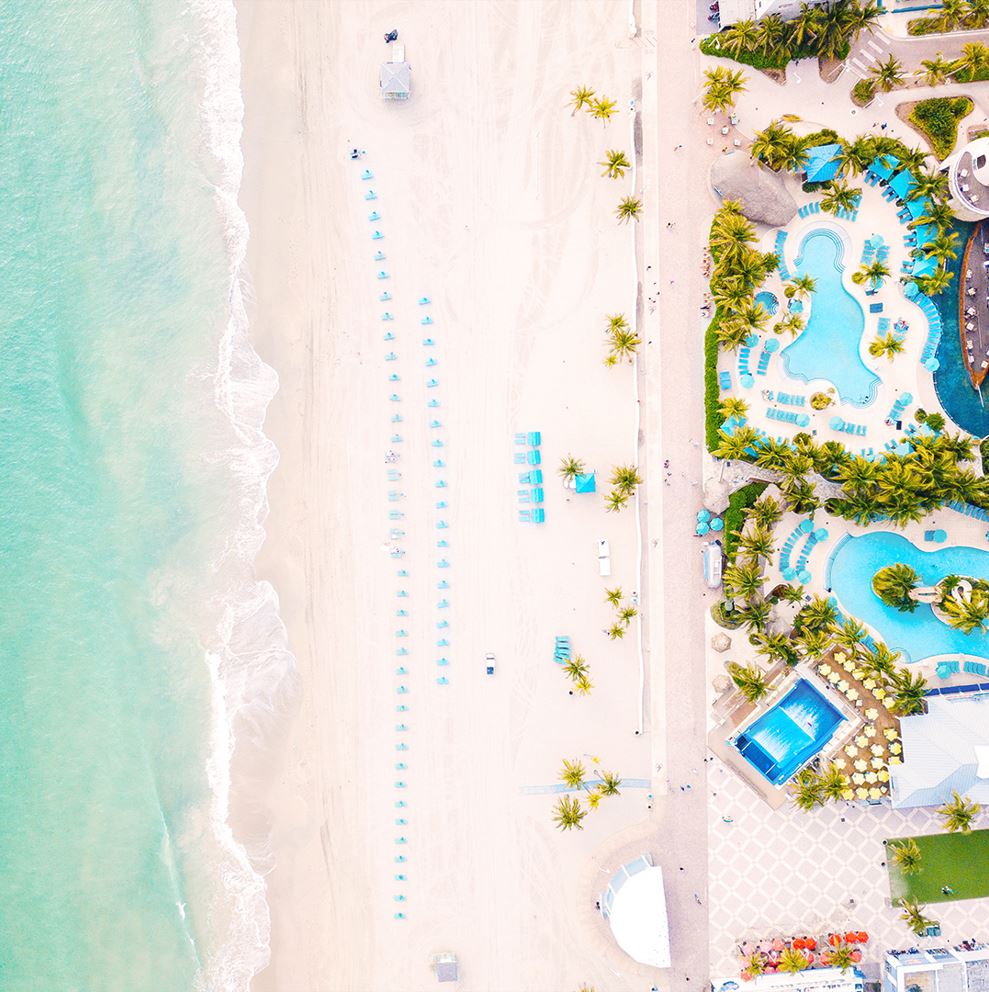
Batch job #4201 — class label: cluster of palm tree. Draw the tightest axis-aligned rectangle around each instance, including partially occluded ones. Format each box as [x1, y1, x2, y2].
[789, 763, 852, 811]
[605, 465, 642, 513]
[603, 312, 640, 366]
[889, 837, 923, 875]
[938, 789, 982, 832]
[937, 576, 989, 633]
[562, 654, 593, 695]
[872, 563, 920, 612]
[868, 332, 905, 361]
[750, 119, 812, 172]
[726, 661, 771, 703]
[709, 201, 778, 350]
[829, 431, 989, 527]
[702, 66, 747, 116]
[711, 0, 881, 65]
[912, 0, 989, 36]
[899, 898, 938, 937]
[834, 627, 929, 716]
[551, 759, 623, 830]
[604, 586, 638, 640]
[568, 85, 617, 121]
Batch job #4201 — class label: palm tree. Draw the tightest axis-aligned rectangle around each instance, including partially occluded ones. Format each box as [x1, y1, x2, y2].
[723, 559, 764, 600]
[969, 0, 989, 27]
[615, 195, 642, 223]
[715, 425, 760, 460]
[702, 67, 747, 115]
[778, 948, 810, 974]
[798, 627, 831, 660]
[790, 768, 824, 812]
[564, 654, 590, 680]
[610, 465, 642, 495]
[739, 600, 771, 633]
[726, 661, 771, 703]
[797, 595, 837, 632]
[915, 199, 955, 233]
[869, 333, 905, 360]
[852, 259, 891, 291]
[939, 791, 981, 832]
[791, 2, 823, 48]
[939, 0, 969, 30]
[838, 135, 876, 178]
[739, 525, 775, 561]
[754, 631, 796, 665]
[605, 490, 628, 513]
[919, 53, 953, 87]
[774, 312, 805, 338]
[818, 763, 849, 802]
[604, 587, 623, 607]
[722, 18, 760, 55]
[941, 594, 989, 633]
[618, 606, 638, 629]
[574, 674, 594, 695]
[714, 279, 754, 315]
[916, 266, 955, 297]
[600, 149, 631, 179]
[750, 119, 797, 172]
[596, 771, 622, 797]
[552, 794, 586, 831]
[756, 16, 789, 60]
[827, 943, 857, 973]
[560, 758, 587, 788]
[912, 168, 950, 203]
[890, 838, 923, 875]
[898, 146, 930, 174]
[782, 135, 812, 173]
[568, 85, 595, 116]
[889, 669, 928, 716]
[719, 397, 749, 421]
[872, 562, 919, 610]
[559, 454, 586, 483]
[899, 898, 937, 937]
[590, 96, 618, 122]
[786, 273, 817, 301]
[925, 231, 960, 265]
[870, 54, 905, 93]
[821, 179, 861, 216]
[608, 327, 641, 364]
[746, 495, 782, 528]
[834, 618, 867, 657]
[607, 622, 626, 640]
[953, 41, 989, 80]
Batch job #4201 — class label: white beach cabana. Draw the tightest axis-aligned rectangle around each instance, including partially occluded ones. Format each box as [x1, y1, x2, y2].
[599, 855, 671, 969]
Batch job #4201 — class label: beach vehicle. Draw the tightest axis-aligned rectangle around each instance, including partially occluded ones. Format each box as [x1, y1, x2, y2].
[597, 538, 611, 577]
[702, 541, 723, 589]
[484, 652, 495, 676]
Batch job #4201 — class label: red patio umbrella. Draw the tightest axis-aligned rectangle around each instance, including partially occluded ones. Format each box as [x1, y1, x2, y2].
[829, 933, 842, 947]
[805, 937, 817, 950]
[845, 931, 858, 944]
[793, 938, 805, 950]
[857, 931, 869, 943]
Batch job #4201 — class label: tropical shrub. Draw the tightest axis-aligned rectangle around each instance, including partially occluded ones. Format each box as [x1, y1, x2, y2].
[908, 97, 973, 158]
[723, 482, 769, 560]
[810, 391, 832, 410]
[872, 563, 920, 612]
[705, 320, 722, 453]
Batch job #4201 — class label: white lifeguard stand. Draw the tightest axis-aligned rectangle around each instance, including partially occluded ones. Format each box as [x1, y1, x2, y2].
[380, 44, 411, 101]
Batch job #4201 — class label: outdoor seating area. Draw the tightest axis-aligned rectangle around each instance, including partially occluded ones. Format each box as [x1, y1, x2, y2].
[734, 931, 869, 984]
[829, 416, 867, 437]
[554, 635, 571, 663]
[513, 432, 546, 524]
[778, 518, 829, 584]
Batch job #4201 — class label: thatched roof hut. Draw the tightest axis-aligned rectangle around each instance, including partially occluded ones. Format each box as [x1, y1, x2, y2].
[711, 153, 797, 227]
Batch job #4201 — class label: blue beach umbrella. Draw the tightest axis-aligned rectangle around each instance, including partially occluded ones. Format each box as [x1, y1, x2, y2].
[764, 338, 780, 354]
[710, 517, 724, 532]
[697, 508, 711, 522]
[695, 521, 710, 536]
[575, 472, 596, 493]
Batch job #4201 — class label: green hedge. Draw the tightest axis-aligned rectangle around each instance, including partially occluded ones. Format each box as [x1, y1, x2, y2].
[908, 97, 973, 158]
[705, 316, 722, 454]
[982, 438, 989, 474]
[852, 78, 875, 106]
[723, 481, 769, 561]
[700, 35, 848, 71]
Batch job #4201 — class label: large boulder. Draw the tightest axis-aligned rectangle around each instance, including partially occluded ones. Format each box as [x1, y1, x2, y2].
[711, 153, 798, 228]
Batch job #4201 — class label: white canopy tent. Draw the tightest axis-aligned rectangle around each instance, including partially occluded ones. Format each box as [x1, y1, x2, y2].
[600, 855, 670, 969]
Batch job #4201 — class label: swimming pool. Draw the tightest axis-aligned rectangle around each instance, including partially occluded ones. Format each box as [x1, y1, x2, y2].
[782, 227, 880, 406]
[829, 531, 989, 663]
[732, 678, 846, 786]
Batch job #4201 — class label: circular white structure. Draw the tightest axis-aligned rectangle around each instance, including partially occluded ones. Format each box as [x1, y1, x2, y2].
[600, 855, 670, 969]
[941, 136, 989, 221]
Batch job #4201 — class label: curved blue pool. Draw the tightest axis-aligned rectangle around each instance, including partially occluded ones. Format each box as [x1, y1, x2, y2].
[732, 678, 846, 785]
[782, 227, 880, 406]
[829, 531, 989, 663]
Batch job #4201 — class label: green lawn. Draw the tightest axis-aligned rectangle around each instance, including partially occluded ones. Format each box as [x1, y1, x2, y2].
[888, 829, 989, 904]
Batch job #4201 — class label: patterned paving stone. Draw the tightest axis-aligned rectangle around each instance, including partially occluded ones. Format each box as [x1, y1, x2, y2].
[706, 756, 989, 980]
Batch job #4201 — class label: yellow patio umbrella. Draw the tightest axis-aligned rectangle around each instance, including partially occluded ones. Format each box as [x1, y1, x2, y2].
[863, 678, 877, 691]
[841, 787, 855, 800]
[819, 664, 832, 677]
[856, 786, 870, 799]
[853, 669, 866, 680]
[878, 769, 889, 782]
[843, 660, 857, 673]
[874, 688, 887, 700]
[838, 679, 850, 692]
[854, 758, 868, 772]
[846, 688, 860, 701]
[829, 671, 842, 684]
[866, 771, 879, 784]
[889, 742, 902, 754]
[833, 757, 847, 769]
[870, 743, 885, 756]
[855, 734, 868, 747]
[884, 728, 898, 741]
[852, 772, 866, 785]
[865, 708, 879, 721]
[845, 744, 859, 757]
[871, 756, 885, 769]
[864, 725, 877, 737]
[869, 786, 882, 799]
[889, 755, 902, 765]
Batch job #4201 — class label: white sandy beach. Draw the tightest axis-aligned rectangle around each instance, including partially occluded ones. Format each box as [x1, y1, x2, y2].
[230, 1, 712, 989]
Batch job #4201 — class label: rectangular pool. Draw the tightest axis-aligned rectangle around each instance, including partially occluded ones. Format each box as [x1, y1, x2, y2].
[732, 678, 846, 786]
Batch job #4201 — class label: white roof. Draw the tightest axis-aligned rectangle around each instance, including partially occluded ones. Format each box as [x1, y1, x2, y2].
[891, 696, 989, 808]
[601, 856, 670, 969]
[379, 61, 410, 99]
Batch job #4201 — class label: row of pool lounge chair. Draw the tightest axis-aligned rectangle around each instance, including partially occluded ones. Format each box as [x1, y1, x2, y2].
[514, 433, 545, 523]
[935, 659, 989, 679]
[767, 407, 810, 427]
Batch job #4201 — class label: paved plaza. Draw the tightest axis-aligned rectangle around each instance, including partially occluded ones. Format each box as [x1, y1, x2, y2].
[707, 755, 989, 981]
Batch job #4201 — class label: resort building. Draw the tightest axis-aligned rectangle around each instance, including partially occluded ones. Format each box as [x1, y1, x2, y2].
[713, 967, 866, 991]
[598, 855, 671, 970]
[940, 137, 989, 222]
[883, 943, 989, 991]
[889, 696, 989, 809]
[716, 0, 830, 28]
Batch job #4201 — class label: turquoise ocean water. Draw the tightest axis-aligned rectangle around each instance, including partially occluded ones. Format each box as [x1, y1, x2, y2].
[0, 2, 289, 989]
